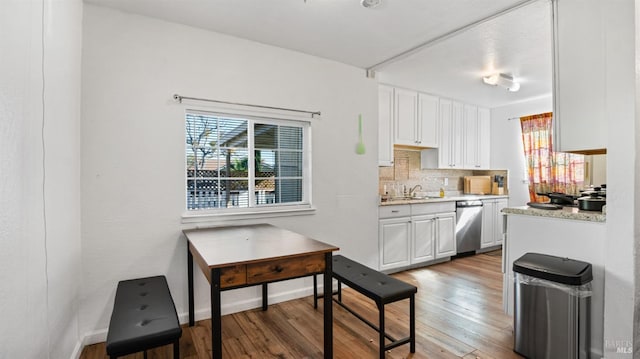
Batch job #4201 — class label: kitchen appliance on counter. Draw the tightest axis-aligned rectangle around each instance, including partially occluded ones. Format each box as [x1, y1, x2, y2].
[577, 193, 606, 211]
[536, 192, 578, 206]
[463, 176, 491, 195]
[455, 200, 483, 255]
[535, 187, 607, 212]
[579, 184, 606, 197]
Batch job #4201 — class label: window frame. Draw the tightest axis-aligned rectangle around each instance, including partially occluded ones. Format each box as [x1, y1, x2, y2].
[182, 107, 314, 221]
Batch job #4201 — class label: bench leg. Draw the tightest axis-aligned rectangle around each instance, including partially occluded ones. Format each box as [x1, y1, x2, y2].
[174, 338, 180, 358]
[378, 302, 385, 359]
[313, 274, 318, 309]
[410, 294, 416, 353]
[337, 280, 342, 302]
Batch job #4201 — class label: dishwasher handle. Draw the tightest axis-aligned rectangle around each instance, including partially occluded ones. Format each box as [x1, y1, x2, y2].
[456, 200, 483, 208]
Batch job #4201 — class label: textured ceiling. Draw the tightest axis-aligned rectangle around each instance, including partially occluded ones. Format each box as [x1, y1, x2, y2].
[85, 0, 553, 108]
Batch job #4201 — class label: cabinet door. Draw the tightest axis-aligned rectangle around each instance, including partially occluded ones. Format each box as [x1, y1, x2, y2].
[463, 104, 478, 169]
[481, 200, 496, 248]
[495, 199, 508, 245]
[435, 213, 456, 258]
[552, 0, 606, 152]
[411, 215, 436, 263]
[394, 88, 418, 146]
[417, 93, 439, 147]
[378, 85, 394, 166]
[438, 99, 452, 168]
[477, 107, 491, 169]
[450, 102, 464, 168]
[379, 217, 411, 271]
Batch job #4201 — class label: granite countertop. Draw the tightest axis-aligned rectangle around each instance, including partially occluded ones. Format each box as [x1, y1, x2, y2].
[380, 194, 510, 206]
[502, 206, 606, 223]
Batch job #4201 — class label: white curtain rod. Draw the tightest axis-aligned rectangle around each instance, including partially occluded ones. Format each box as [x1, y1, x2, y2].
[173, 94, 321, 117]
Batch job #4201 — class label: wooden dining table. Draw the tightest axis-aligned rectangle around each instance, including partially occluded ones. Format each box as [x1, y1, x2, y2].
[184, 223, 339, 358]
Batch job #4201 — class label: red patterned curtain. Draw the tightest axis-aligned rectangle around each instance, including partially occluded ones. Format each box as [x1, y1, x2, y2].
[520, 113, 584, 202]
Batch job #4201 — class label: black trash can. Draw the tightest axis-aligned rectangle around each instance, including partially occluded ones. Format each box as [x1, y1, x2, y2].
[513, 252, 592, 359]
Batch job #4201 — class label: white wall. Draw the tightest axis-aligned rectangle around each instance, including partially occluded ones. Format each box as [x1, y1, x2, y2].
[489, 96, 552, 206]
[602, 0, 636, 356]
[0, 0, 83, 358]
[80, 4, 379, 342]
[493, 2, 637, 355]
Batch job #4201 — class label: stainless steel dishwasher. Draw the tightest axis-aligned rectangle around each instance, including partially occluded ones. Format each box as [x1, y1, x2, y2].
[455, 200, 483, 255]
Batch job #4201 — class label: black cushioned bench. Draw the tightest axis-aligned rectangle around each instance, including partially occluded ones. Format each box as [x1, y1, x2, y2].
[313, 255, 417, 359]
[106, 275, 182, 359]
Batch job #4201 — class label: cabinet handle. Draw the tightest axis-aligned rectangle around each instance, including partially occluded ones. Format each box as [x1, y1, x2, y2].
[391, 210, 399, 213]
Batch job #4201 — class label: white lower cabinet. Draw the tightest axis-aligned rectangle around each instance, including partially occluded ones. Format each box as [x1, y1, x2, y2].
[379, 217, 411, 270]
[411, 215, 436, 263]
[481, 198, 508, 248]
[379, 202, 456, 271]
[434, 212, 457, 258]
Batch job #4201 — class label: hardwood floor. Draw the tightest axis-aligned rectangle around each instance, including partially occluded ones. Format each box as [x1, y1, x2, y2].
[80, 250, 522, 359]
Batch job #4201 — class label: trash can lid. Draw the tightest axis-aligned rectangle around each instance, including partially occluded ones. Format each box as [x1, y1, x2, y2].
[513, 252, 593, 285]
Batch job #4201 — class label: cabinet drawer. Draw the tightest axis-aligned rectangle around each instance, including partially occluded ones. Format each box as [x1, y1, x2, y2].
[220, 265, 247, 288]
[379, 205, 411, 218]
[411, 202, 455, 215]
[247, 253, 325, 284]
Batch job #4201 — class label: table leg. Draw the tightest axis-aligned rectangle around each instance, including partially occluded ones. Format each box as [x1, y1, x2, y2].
[188, 243, 194, 327]
[211, 268, 222, 359]
[262, 283, 268, 311]
[323, 252, 333, 358]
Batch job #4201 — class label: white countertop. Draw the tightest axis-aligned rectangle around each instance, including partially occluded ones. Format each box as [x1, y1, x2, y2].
[379, 194, 509, 206]
[502, 205, 606, 223]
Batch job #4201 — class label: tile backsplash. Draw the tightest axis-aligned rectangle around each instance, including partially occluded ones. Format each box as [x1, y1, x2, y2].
[379, 149, 508, 196]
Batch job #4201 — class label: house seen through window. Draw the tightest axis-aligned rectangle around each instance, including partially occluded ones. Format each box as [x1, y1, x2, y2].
[185, 111, 309, 211]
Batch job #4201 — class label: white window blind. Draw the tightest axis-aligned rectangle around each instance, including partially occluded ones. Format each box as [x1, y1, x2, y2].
[185, 110, 309, 211]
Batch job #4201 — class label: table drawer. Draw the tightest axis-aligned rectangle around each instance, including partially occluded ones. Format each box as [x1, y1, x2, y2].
[220, 265, 247, 288]
[247, 253, 325, 284]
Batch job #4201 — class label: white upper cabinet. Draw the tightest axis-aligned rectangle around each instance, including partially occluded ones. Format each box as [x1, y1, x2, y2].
[463, 104, 478, 169]
[394, 88, 419, 146]
[438, 99, 463, 169]
[463, 105, 491, 170]
[552, 0, 606, 153]
[393, 88, 439, 147]
[417, 93, 439, 148]
[378, 85, 394, 166]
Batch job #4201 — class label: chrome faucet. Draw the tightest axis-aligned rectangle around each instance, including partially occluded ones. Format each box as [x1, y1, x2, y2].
[409, 184, 423, 197]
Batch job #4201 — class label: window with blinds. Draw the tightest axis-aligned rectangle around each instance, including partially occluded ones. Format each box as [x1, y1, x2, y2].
[185, 111, 309, 211]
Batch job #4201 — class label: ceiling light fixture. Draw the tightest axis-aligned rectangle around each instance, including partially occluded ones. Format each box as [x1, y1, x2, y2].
[482, 73, 520, 92]
[360, 0, 381, 9]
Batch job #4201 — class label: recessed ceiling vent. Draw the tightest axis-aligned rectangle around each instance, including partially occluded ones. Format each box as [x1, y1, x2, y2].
[361, 0, 381, 9]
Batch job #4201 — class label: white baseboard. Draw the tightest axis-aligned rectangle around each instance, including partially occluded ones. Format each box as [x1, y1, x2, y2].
[69, 339, 84, 359]
[177, 284, 320, 323]
[72, 282, 328, 357]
